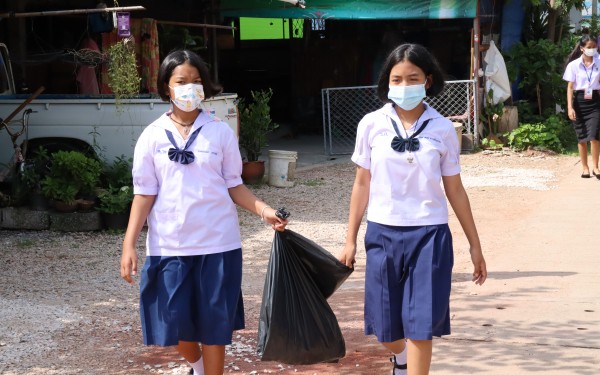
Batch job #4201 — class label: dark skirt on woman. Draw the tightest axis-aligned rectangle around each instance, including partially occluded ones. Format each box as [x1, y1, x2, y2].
[572, 91, 600, 142]
[139, 249, 245, 346]
[363, 222, 454, 342]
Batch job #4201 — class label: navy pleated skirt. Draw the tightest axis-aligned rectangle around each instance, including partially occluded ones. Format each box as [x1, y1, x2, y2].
[139, 249, 245, 346]
[364, 222, 453, 342]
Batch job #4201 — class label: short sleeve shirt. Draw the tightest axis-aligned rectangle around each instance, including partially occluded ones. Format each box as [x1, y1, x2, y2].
[351, 103, 461, 226]
[563, 55, 600, 90]
[133, 111, 243, 256]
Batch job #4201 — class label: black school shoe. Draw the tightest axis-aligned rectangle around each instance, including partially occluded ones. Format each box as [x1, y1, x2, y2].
[390, 356, 407, 374]
[593, 171, 600, 180]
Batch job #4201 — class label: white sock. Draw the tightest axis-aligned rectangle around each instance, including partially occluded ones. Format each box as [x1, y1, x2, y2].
[392, 345, 407, 374]
[394, 345, 407, 364]
[190, 356, 204, 375]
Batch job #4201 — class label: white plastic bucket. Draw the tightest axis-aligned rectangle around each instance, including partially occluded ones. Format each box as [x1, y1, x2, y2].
[268, 150, 298, 187]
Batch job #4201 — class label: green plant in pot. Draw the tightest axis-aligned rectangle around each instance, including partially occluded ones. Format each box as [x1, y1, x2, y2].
[97, 185, 133, 230]
[97, 156, 133, 229]
[41, 178, 79, 210]
[41, 150, 102, 212]
[237, 88, 278, 184]
[97, 185, 133, 214]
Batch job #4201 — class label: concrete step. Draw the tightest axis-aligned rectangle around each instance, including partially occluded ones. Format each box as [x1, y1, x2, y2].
[1, 207, 103, 231]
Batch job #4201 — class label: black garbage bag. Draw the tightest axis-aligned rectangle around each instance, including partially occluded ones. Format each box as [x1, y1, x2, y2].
[257, 229, 353, 365]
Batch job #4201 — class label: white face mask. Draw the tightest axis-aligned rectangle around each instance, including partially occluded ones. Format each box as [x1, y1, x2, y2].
[583, 48, 597, 57]
[388, 83, 426, 111]
[169, 83, 204, 112]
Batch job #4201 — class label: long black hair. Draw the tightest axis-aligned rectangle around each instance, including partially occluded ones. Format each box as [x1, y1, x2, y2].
[376, 43, 445, 102]
[566, 34, 598, 66]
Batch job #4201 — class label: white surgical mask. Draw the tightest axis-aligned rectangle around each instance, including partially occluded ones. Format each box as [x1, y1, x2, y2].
[388, 83, 426, 111]
[170, 83, 204, 112]
[583, 48, 597, 57]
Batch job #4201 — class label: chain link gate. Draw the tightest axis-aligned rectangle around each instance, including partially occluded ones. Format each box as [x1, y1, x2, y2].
[322, 80, 478, 155]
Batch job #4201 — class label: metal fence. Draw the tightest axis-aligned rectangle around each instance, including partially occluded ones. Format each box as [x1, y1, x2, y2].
[321, 80, 478, 155]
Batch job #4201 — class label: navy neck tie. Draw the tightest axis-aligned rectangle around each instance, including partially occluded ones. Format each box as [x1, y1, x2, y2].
[165, 126, 203, 165]
[390, 119, 430, 153]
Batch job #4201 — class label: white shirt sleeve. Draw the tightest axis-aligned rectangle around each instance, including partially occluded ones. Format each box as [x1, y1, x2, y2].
[220, 124, 244, 188]
[440, 122, 462, 177]
[351, 116, 373, 170]
[132, 127, 159, 195]
[563, 60, 576, 83]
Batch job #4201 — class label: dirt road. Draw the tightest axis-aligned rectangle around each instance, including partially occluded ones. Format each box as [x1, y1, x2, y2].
[1, 150, 598, 374]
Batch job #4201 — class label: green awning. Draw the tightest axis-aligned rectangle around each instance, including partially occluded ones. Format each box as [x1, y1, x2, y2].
[220, 0, 476, 20]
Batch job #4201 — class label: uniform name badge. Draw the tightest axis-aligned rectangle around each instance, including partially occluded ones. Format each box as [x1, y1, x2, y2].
[585, 86, 593, 100]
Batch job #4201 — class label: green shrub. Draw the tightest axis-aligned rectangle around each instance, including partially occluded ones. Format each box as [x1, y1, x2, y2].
[101, 155, 132, 188]
[41, 151, 102, 203]
[544, 114, 577, 151]
[41, 178, 78, 204]
[504, 38, 573, 115]
[480, 138, 504, 150]
[97, 185, 133, 214]
[504, 122, 564, 152]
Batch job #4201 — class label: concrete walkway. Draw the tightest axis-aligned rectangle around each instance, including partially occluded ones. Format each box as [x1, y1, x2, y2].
[312, 162, 600, 375]
[428, 168, 600, 374]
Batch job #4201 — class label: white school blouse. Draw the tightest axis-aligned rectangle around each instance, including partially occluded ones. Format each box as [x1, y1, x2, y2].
[352, 102, 461, 226]
[132, 110, 243, 256]
[563, 55, 600, 91]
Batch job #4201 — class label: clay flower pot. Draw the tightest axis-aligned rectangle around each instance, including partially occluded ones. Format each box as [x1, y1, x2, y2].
[242, 160, 265, 185]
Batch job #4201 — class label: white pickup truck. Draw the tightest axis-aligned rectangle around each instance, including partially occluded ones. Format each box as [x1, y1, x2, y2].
[0, 43, 239, 177]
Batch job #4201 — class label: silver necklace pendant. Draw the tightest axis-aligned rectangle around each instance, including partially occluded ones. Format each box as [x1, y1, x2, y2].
[407, 154, 414, 164]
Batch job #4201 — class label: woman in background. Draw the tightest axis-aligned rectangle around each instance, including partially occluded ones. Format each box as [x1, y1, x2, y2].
[563, 34, 600, 179]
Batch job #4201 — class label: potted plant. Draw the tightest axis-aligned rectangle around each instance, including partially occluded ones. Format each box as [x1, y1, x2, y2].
[40, 178, 79, 212]
[96, 156, 133, 229]
[41, 150, 102, 212]
[96, 185, 133, 230]
[237, 88, 278, 184]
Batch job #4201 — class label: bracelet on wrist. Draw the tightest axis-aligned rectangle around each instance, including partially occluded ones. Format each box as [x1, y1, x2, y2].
[260, 205, 271, 221]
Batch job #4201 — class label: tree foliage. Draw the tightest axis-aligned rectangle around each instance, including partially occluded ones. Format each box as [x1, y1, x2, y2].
[522, 0, 585, 42]
[504, 37, 575, 115]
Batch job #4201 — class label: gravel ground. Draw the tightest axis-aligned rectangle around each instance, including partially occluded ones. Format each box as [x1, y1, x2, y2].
[0, 149, 576, 375]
